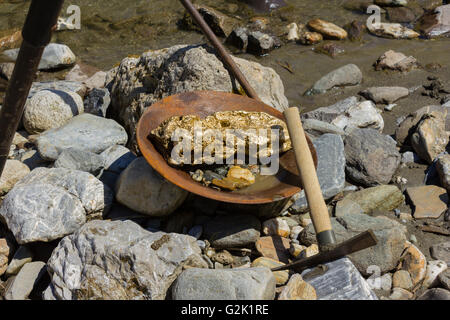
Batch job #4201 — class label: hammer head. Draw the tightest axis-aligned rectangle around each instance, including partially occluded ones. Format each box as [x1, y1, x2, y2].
[272, 230, 378, 273]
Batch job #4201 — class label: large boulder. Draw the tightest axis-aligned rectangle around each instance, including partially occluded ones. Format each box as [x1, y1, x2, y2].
[36, 113, 128, 161]
[23, 89, 84, 134]
[345, 128, 400, 186]
[171, 268, 276, 300]
[300, 212, 407, 275]
[43, 220, 207, 300]
[110, 44, 289, 151]
[0, 167, 113, 244]
[115, 157, 188, 217]
[290, 134, 345, 212]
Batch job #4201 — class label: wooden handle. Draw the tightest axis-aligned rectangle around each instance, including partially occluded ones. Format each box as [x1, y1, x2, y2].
[283, 107, 336, 248]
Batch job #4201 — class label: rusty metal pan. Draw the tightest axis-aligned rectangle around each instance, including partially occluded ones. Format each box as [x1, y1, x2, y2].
[136, 91, 317, 205]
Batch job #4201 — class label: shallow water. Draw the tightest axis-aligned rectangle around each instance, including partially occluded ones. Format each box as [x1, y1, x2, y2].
[0, 0, 449, 120]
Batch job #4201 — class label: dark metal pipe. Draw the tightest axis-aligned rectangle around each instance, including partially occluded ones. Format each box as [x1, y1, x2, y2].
[0, 0, 65, 177]
[179, 0, 261, 101]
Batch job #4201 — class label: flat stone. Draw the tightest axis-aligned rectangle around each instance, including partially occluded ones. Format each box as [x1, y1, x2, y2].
[430, 241, 450, 266]
[335, 198, 364, 218]
[54, 148, 105, 177]
[301, 257, 377, 300]
[172, 267, 276, 300]
[337, 185, 405, 215]
[345, 128, 401, 186]
[251, 257, 289, 285]
[255, 236, 291, 263]
[290, 134, 345, 212]
[29, 81, 87, 100]
[423, 260, 447, 288]
[301, 212, 407, 275]
[0, 159, 30, 195]
[417, 288, 450, 300]
[36, 113, 128, 161]
[278, 274, 317, 300]
[368, 22, 419, 39]
[374, 50, 419, 72]
[360, 87, 409, 104]
[115, 157, 188, 217]
[302, 119, 346, 137]
[3, 43, 76, 70]
[4, 262, 46, 300]
[5, 246, 33, 276]
[44, 220, 207, 300]
[0, 167, 113, 244]
[307, 64, 362, 95]
[398, 242, 427, 286]
[203, 214, 261, 249]
[83, 88, 110, 117]
[307, 19, 348, 39]
[436, 154, 450, 191]
[392, 270, 413, 290]
[406, 186, 448, 219]
[302, 96, 359, 123]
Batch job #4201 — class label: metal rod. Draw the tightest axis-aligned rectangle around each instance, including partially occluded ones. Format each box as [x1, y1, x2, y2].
[0, 0, 65, 177]
[179, 0, 260, 101]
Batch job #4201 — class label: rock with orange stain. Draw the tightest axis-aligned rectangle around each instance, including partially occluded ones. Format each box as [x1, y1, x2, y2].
[398, 241, 427, 286]
[0, 30, 21, 52]
[262, 217, 290, 238]
[255, 236, 291, 263]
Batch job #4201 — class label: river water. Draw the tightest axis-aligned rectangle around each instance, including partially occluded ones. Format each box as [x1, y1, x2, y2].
[0, 0, 449, 117]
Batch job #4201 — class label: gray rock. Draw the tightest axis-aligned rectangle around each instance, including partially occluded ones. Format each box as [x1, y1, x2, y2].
[36, 113, 128, 161]
[110, 44, 288, 151]
[301, 257, 377, 300]
[438, 269, 450, 290]
[43, 220, 207, 300]
[430, 241, 450, 266]
[172, 267, 276, 300]
[436, 154, 450, 191]
[83, 88, 111, 117]
[302, 119, 346, 137]
[360, 87, 409, 104]
[303, 96, 359, 123]
[54, 148, 105, 177]
[23, 89, 84, 135]
[101, 145, 136, 174]
[332, 101, 384, 132]
[226, 27, 249, 51]
[300, 212, 407, 275]
[203, 214, 261, 249]
[19, 149, 49, 171]
[345, 128, 401, 186]
[307, 64, 363, 95]
[4, 262, 46, 300]
[417, 288, 450, 300]
[3, 43, 76, 70]
[291, 134, 346, 212]
[401, 151, 420, 164]
[0, 167, 113, 244]
[247, 31, 280, 55]
[5, 246, 33, 276]
[115, 157, 188, 217]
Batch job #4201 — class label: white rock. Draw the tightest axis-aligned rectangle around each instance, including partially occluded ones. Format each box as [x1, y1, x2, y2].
[332, 100, 384, 132]
[262, 217, 290, 238]
[23, 89, 84, 134]
[423, 260, 448, 288]
[368, 22, 419, 39]
[286, 23, 299, 41]
[4, 262, 46, 300]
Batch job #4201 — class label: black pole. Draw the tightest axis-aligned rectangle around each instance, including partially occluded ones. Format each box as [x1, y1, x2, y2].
[0, 0, 65, 177]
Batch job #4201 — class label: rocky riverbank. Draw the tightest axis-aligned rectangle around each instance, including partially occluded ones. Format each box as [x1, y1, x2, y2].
[0, 0, 449, 300]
